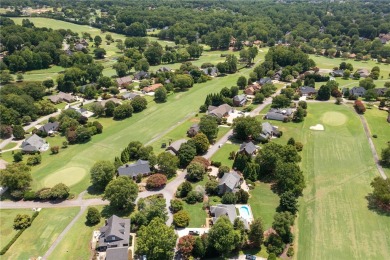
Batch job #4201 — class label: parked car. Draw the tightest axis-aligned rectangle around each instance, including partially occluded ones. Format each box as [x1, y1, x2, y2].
[245, 255, 256, 260]
[188, 230, 200, 236]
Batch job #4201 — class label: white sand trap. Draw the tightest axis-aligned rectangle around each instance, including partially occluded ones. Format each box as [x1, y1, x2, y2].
[310, 124, 324, 131]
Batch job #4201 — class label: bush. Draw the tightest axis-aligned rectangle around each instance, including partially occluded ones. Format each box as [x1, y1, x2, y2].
[62, 141, 68, 148]
[50, 146, 59, 154]
[173, 210, 190, 227]
[170, 199, 183, 213]
[86, 207, 101, 225]
[211, 161, 221, 167]
[26, 154, 42, 166]
[221, 192, 237, 204]
[295, 142, 303, 151]
[23, 190, 36, 201]
[13, 152, 23, 162]
[178, 181, 192, 198]
[10, 190, 24, 200]
[13, 214, 31, 230]
[218, 165, 230, 178]
[146, 174, 167, 190]
[372, 134, 378, 138]
[287, 246, 294, 257]
[205, 180, 219, 196]
[185, 191, 203, 204]
[235, 189, 249, 203]
[354, 100, 366, 114]
[187, 162, 206, 182]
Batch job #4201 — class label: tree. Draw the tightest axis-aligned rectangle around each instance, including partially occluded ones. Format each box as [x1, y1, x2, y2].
[178, 181, 192, 198]
[272, 211, 295, 243]
[186, 162, 206, 182]
[174, 74, 194, 90]
[316, 85, 331, 101]
[275, 162, 305, 196]
[354, 100, 366, 114]
[105, 101, 116, 117]
[205, 180, 219, 195]
[144, 42, 164, 65]
[173, 210, 190, 227]
[146, 174, 167, 189]
[21, 116, 31, 125]
[191, 133, 210, 154]
[135, 58, 150, 72]
[343, 69, 351, 79]
[94, 35, 102, 47]
[271, 94, 291, 108]
[103, 176, 138, 210]
[90, 161, 116, 190]
[293, 107, 305, 122]
[16, 73, 23, 82]
[86, 206, 101, 225]
[131, 96, 147, 112]
[208, 216, 238, 256]
[381, 144, 390, 167]
[233, 116, 262, 141]
[235, 189, 249, 203]
[50, 146, 59, 154]
[157, 152, 179, 178]
[136, 217, 177, 260]
[154, 86, 167, 102]
[177, 235, 195, 259]
[13, 214, 31, 230]
[199, 115, 219, 142]
[233, 153, 251, 172]
[254, 93, 265, 104]
[278, 191, 299, 214]
[50, 183, 70, 199]
[248, 218, 264, 248]
[12, 125, 25, 140]
[113, 103, 133, 120]
[243, 163, 259, 181]
[359, 77, 376, 90]
[0, 125, 13, 139]
[170, 199, 183, 213]
[370, 177, 390, 208]
[90, 103, 104, 117]
[0, 70, 13, 83]
[266, 234, 285, 256]
[237, 76, 247, 89]
[113, 62, 128, 77]
[178, 142, 197, 167]
[221, 192, 237, 204]
[93, 48, 106, 59]
[13, 152, 23, 162]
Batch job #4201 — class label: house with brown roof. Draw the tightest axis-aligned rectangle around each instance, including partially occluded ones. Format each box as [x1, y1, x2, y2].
[356, 68, 370, 78]
[142, 83, 163, 93]
[99, 98, 122, 107]
[48, 92, 76, 104]
[116, 76, 132, 88]
[208, 104, 233, 118]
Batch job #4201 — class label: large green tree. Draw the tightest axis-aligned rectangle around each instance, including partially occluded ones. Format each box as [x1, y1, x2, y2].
[0, 163, 32, 192]
[233, 116, 262, 141]
[103, 176, 138, 210]
[90, 160, 116, 190]
[157, 152, 179, 178]
[199, 115, 219, 142]
[208, 216, 239, 256]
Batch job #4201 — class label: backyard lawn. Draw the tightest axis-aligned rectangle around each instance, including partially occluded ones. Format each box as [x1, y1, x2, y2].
[182, 202, 207, 228]
[0, 209, 34, 248]
[210, 143, 239, 168]
[2, 207, 79, 260]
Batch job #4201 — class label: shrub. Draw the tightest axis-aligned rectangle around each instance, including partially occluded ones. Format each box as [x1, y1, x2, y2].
[173, 210, 190, 227]
[178, 181, 192, 198]
[221, 192, 237, 204]
[86, 207, 101, 225]
[205, 180, 219, 196]
[13, 152, 23, 162]
[13, 214, 31, 230]
[211, 161, 221, 167]
[62, 141, 68, 148]
[49, 183, 70, 200]
[372, 134, 378, 138]
[218, 165, 230, 178]
[50, 146, 59, 154]
[146, 174, 167, 190]
[295, 142, 304, 151]
[23, 191, 36, 201]
[185, 191, 203, 204]
[287, 246, 294, 257]
[10, 190, 24, 200]
[354, 100, 366, 114]
[170, 199, 183, 213]
[26, 154, 42, 166]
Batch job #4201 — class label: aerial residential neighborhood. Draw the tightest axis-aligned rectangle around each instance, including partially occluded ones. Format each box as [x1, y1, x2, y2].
[0, 1, 389, 260]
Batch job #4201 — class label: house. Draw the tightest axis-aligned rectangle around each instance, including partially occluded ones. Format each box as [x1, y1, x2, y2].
[48, 92, 76, 104]
[39, 122, 59, 135]
[106, 247, 128, 260]
[356, 68, 370, 78]
[143, 83, 163, 93]
[298, 86, 317, 97]
[68, 106, 94, 118]
[166, 139, 187, 155]
[244, 86, 256, 95]
[133, 71, 150, 80]
[208, 104, 233, 118]
[210, 204, 251, 229]
[258, 77, 272, 85]
[122, 92, 140, 100]
[272, 70, 282, 80]
[74, 43, 86, 51]
[265, 108, 294, 122]
[97, 215, 130, 252]
[118, 160, 151, 179]
[99, 98, 122, 107]
[238, 142, 257, 156]
[330, 70, 344, 77]
[344, 87, 366, 97]
[233, 94, 247, 107]
[218, 171, 242, 194]
[259, 122, 281, 141]
[187, 124, 200, 137]
[203, 67, 218, 77]
[116, 76, 132, 88]
[21, 134, 48, 153]
[374, 88, 387, 97]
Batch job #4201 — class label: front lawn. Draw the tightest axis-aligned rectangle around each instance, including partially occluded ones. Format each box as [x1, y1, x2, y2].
[0, 209, 34, 248]
[210, 143, 239, 168]
[182, 202, 207, 228]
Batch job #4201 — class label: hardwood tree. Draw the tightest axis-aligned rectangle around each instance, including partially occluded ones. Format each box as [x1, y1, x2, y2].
[173, 210, 190, 227]
[103, 176, 138, 210]
[190, 133, 210, 154]
[186, 162, 206, 182]
[157, 152, 179, 178]
[0, 163, 32, 192]
[13, 214, 31, 230]
[199, 115, 219, 142]
[146, 174, 167, 190]
[232, 116, 262, 141]
[177, 235, 196, 259]
[208, 216, 238, 256]
[248, 218, 265, 248]
[90, 160, 116, 190]
[86, 207, 101, 225]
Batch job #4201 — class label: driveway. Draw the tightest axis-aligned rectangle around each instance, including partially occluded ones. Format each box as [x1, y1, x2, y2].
[176, 228, 209, 238]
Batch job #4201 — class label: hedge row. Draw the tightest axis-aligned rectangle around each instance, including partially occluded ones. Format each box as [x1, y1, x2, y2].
[0, 211, 39, 255]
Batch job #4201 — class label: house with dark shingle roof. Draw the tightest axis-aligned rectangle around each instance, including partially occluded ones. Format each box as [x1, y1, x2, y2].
[218, 171, 242, 194]
[233, 94, 247, 107]
[210, 204, 250, 229]
[330, 70, 344, 77]
[118, 160, 151, 179]
[299, 86, 317, 97]
[157, 66, 172, 73]
[259, 122, 281, 141]
[348, 87, 366, 97]
[166, 139, 187, 155]
[258, 77, 272, 85]
[133, 71, 150, 80]
[374, 88, 387, 97]
[187, 124, 200, 137]
[97, 215, 130, 252]
[39, 122, 59, 135]
[238, 142, 257, 156]
[208, 104, 233, 118]
[106, 247, 128, 260]
[116, 76, 132, 88]
[48, 92, 76, 104]
[21, 134, 47, 153]
[265, 112, 287, 121]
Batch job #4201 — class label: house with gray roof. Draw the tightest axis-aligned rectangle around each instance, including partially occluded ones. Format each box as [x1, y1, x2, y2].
[122, 92, 140, 100]
[330, 70, 344, 77]
[21, 134, 47, 153]
[116, 76, 132, 87]
[208, 104, 233, 118]
[233, 94, 247, 107]
[374, 88, 387, 97]
[48, 92, 76, 104]
[187, 124, 200, 137]
[258, 77, 272, 85]
[39, 122, 59, 135]
[298, 86, 317, 97]
[218, 171, 242, 194]
[68, 106, 93, 118]
[265, 112, 287, 121]
[210, 204, 250, 229]
[97, 215, 130, 252]
[259, 122, 281, 141]
[166, 139, 187, 155]
[238, 142, 257, 156]
[118, 160, 151, 179]
[99, 98, 122, 107]
[157, 66, 172, 73]
[134, 71, 150, 80]
[342, 86, 366, 97]
[106, 247, 128, 260]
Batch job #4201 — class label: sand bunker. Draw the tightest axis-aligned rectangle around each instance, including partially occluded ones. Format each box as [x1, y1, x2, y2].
[310, 124, 324, 131]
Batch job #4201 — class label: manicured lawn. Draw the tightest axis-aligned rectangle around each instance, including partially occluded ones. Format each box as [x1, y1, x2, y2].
[2, 207, 79, 260]
[273, 103, 390, 259]
[1, 142, 18, 151]
[210, 143, 239, 168]
[248, 182, 279, 230]
[0, 209, 34, 248]
[182, 202, 207, 228]
[216, 125, 231, 140]
[49, 206, 105, 260]
[363, 108, 390, 178]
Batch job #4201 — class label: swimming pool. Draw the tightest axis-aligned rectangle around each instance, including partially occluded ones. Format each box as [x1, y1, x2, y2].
[239, 205, 251, 219]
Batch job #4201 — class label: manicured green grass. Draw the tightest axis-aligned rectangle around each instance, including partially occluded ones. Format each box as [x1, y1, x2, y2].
[363, 108, 390, 177]
[1, 142, 18, 151]
[49, 206, 105, 260]
[248, 182, 279, 230]
[0, 209, 34, 248]
[273, 103, 390, 259]
[216, 126, 231, 140]
[2, 207, 79, 260]
[210, 143, 239, 168]
[182, 202, 207, 228]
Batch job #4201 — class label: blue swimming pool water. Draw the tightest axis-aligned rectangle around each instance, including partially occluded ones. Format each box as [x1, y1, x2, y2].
[239, 205, 250, 219]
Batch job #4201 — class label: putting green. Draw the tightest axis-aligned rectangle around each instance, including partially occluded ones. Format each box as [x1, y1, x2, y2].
[321, 111, 347, 126]
[43, 167, 87, 187]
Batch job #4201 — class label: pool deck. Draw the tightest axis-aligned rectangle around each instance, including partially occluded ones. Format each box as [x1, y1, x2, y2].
[236, 204, 254, 224]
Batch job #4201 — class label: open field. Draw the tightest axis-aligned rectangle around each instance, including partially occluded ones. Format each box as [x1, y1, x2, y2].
[2, 207, 79, 259]
[49, 206, 105, 260]
[271, 103, 390, 259]
[363, 108, 390, 177]
[0, 209, 34, 248]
